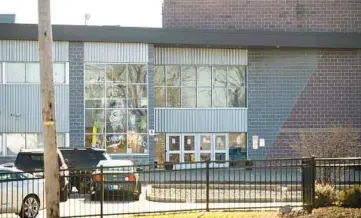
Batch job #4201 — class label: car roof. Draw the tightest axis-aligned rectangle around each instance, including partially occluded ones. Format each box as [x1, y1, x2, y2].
[97, 160, 134, 167]
[59, 147, 106, 152]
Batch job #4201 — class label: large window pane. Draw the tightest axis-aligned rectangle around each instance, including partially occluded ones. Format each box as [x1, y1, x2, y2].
[106, 64, 127, 83]
[85, 64, 105, 82]
[166, 65, 181, 86]
[229, 133, 247, 149]
[181, 66, 196, 86]
[26, 134, 38, 149]
[54, 63, 66, 83]
[85, 100, 105, 108]
[106, 134, 127, 153]
[85, 134, 105, 149]
[128, 109, 147, 133]
[181, 88, 196, 108]
[128, 64, 147, 83]
[213, 88, 227, 107]
[57, 134, 66, 147]
[213, 67, 227, 87]
[128, 133, 147, 154]
[169, 136, 180, 151]
[128, 85, 147, 108]
[197, 66, 211, 86]
[6, 63, 25, 83]
[106, 109, 127, 133]
[197, 88, 211, 107]
[166, 87, 180, 107]
[6, 134, 25, 155]
[85, 109, 105, 134]
[107, 99, 127, 108]
[154, 66, 165, 86]
[26, 63, 40, 83]
[215, 135, 226, 150]
[227, 86, 246, 107]
[200, 135, 211, 150]
[85, 84, 105, 99]
[184, 136, 195, 151]
[106, 84, 127, 98]
[154, 87, 166, 107]
[228, 66, 245, 87]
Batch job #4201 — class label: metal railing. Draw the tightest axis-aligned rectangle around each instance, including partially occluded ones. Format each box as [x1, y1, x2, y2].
[1, 157, 360, 217]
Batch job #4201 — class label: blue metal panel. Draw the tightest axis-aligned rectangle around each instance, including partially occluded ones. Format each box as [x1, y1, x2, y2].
[0, 84, 69, 133]
[154, 108, 247, 133]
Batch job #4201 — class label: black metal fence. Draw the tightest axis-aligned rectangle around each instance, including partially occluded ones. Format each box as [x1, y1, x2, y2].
[0, 157, 360, 218]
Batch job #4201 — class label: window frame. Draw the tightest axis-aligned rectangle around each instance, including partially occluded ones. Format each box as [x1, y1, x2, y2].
[83, 63, 149, 155]
[154, 65, 247, 108]
[2, 62, 69, 84]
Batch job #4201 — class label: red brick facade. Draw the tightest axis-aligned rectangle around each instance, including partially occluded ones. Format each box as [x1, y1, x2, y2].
[163, 0, 361, 33]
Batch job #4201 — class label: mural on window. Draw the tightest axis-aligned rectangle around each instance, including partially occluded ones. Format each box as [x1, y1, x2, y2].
[154, 65, 246, 108]
[84, 64, 148, 154]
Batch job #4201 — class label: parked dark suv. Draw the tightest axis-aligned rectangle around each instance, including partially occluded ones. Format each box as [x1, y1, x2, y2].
[14, 149, 70, 202]
[58, 147, 111, 194]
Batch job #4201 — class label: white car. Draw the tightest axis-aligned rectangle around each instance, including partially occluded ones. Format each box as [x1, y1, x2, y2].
[0, 167, 45, 218]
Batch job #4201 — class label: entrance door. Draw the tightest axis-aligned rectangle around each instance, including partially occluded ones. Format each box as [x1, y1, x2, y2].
[166, 135, 181, 163]
[199, 134, 212, 161]
[183, 135, 196, 163]
[213, 134, 229, 167]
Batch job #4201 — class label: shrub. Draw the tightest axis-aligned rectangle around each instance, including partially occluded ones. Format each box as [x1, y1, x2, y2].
[337, 185, 361, 208]
[315, 183, 337, 207]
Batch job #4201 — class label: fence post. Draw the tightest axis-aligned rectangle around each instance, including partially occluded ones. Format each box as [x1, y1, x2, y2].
[206, 159, 210, 212]
[302, 157, 316, 212]
[100, 165, 104, 218]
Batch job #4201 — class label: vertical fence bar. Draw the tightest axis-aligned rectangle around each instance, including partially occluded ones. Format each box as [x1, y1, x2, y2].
[100, 165, 104, 218]
[311, 156, 316, 209]
[206, 159, 210, 212]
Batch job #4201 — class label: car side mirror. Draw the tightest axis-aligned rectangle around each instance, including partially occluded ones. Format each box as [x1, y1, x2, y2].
[136, 167, 143, 172]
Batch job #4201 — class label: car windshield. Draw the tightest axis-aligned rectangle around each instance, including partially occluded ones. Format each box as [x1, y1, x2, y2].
[15, 153, 62, 171]
[99, 166, 135, 173]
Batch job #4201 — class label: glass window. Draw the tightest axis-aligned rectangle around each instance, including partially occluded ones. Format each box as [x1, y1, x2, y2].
[184, 153, 195, 163]
[57, 134, 66, 147]
[200, 153, 211, 161]
[106, 109, 127, 133]
[106, 84, 127, 99]
[229, 133, 247, 149]
[154, 87, 166, 107]
[184, 136, 195, 150]
[128, 109, 147, 133]
[169, 154, 180, 163]
[85, 100, 105, 108]
[85, 64, 105, 82]
[200, 135, 211, 150]
[169, 136, 180, 151]
[85, 134, 105, 149]
[227, 86, 246, 107]
[213, 88, 227, 107]
[197, 66, 211, 86]
[215, 153, 226, 162]
[85, 84, 105, 99]
[0, 135, 2, 155]
[26, 134, 38, 149]
[154, 66, 165, 86]
[166, 87, 181, 107]
[85, 109, 105, 134]
[128, 65, 147, 83]
[106, 134, 127, 154]
[6, 63, 26, 83]
[166, 66, 181, 86]
[215, 135, 226, 150]
[128, 85, 147, 108]
[54, 63, 66, 83]
[107, 99, 126, 108]
[26, 63, 40, 83]
[181, 88, 196, 108]
[197, 88, 211, 107]
[106, 64, 127, 83]
[181, 66, 196, 86]
[128, 133, 147, 154]
[6, 134, 25, 155]
[228, 66, 245, 87]
[213, 67, 227, 87]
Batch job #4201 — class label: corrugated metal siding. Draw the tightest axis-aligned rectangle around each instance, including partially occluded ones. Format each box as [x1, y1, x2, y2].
[0, 40, 69, 62]
[0, 84, 69, 132]
[155, 108, 247, 133]
[84, 42, 148, 63]
[155, 48, 248, 65]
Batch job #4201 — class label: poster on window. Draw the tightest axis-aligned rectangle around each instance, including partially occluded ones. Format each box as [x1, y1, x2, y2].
[259, 138, 265, 147]
[252, 136, 258, 149]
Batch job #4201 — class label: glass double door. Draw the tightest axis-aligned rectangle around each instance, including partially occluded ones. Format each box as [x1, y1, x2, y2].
[166, 134, 228, 164]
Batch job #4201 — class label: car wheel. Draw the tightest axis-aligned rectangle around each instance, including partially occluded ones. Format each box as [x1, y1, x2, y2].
[19, 194, 40, 218]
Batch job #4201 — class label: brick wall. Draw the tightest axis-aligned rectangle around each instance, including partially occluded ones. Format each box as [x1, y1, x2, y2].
[163, 0, 361, 33]
[69, 42, 84, 147]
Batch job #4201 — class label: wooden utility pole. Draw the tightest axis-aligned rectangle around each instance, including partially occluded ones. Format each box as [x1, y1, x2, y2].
[38, 0, 60, 217]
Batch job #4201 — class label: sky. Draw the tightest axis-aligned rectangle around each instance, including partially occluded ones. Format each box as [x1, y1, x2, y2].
[0, 0, 163, 27]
